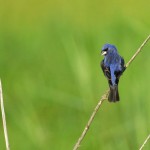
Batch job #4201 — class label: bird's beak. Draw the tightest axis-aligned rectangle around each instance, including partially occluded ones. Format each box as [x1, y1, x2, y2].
[101, 51, 107, 56]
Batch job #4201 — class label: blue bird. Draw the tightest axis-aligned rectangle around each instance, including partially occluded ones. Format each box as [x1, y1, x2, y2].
[101, 44, 126, 102]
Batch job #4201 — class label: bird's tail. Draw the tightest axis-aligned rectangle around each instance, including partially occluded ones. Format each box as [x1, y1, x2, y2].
[108, 85, 119, 102]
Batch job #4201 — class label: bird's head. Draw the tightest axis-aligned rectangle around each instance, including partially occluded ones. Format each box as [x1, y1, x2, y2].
[101, 44, 118, 56]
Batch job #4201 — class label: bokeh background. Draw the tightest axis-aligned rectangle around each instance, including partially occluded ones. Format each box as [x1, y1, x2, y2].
[0, 0, 150, 150]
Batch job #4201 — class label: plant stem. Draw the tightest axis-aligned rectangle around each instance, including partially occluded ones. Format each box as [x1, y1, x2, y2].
[0, 80, 10, 150]
[139, 134, 150, 150]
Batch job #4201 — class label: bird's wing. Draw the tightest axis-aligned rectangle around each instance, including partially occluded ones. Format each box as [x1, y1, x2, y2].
[114, 57, 126, 82]
[121, 57, 125, 68]
[101, 60, 111, 82]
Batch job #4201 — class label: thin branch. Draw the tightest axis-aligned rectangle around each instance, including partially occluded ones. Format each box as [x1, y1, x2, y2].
[73, 91, 109, 150]
[73, 35, 150, 150]
[139, 134, 150, 150]
[125, 35, 150, 68]
[0, 80, 10, 150]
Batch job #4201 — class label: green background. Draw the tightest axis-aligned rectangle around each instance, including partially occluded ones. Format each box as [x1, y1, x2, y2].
[0, 0, 150, 150]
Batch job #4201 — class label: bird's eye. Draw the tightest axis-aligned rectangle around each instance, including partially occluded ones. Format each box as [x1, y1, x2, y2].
[104, 48, 108, 51]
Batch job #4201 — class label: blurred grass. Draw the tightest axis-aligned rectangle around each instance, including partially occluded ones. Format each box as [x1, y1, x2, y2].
[0, 0, 150, 150]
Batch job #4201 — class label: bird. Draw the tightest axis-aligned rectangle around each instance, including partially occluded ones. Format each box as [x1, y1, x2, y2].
[100, 44, 126, 102]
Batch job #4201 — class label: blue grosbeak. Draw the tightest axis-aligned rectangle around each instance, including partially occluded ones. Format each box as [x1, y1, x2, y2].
[101, 44, 126, 102]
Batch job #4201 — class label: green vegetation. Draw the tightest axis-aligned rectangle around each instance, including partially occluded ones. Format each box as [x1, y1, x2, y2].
[0, 0, 150, 149]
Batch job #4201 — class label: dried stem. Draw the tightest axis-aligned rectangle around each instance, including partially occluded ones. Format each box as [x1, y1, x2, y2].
[139, 134, 150, 150]
[73, 91, 109, 150]
[73, 35, 150, 150]
[0, 80, 10, 150]
[125, 35, 150, 68]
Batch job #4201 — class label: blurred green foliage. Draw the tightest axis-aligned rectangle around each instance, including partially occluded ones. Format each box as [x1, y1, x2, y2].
[0, 0, 150, 150]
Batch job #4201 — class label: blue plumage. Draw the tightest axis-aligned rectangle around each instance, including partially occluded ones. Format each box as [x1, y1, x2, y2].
[101, 44, 126, 102]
